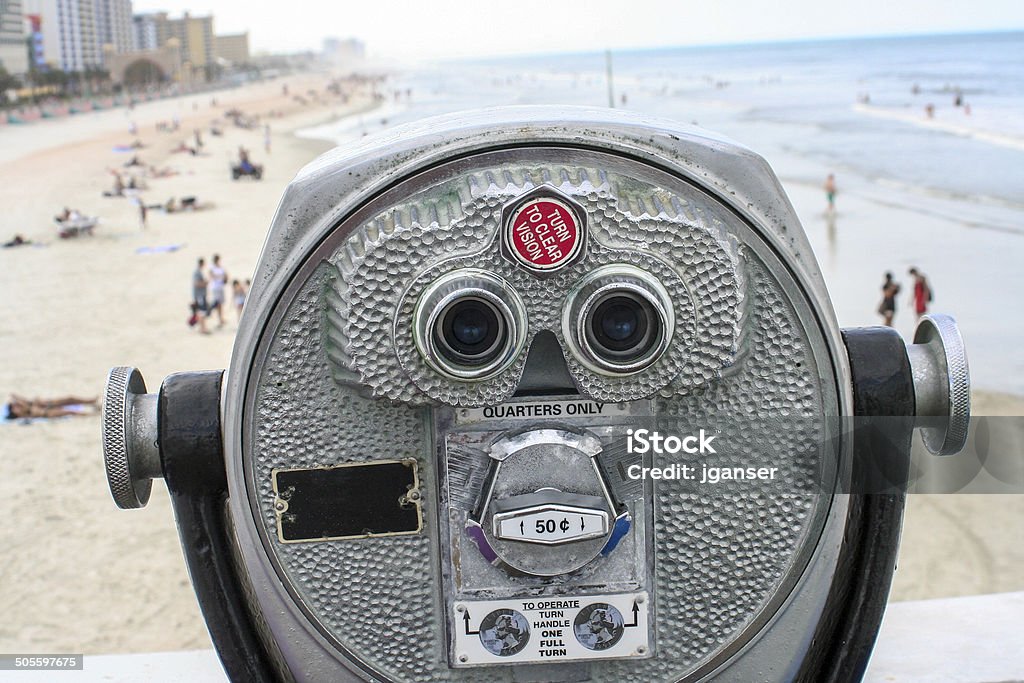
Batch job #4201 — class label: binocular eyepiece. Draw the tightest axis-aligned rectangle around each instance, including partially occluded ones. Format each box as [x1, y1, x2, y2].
[414, 269, 528, 380]
[563, 264, 674, 374]
[412, 261, 675, 381]
[102, 107, 970, 682]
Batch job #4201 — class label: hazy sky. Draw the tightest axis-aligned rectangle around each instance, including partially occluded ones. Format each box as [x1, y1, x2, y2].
[131, 0, 1024, 60]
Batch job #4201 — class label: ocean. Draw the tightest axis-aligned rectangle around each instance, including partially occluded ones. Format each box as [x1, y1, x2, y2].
[299, 31, 1024, 394]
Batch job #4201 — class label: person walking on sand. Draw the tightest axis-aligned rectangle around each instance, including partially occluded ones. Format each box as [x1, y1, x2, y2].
[209, 254, 228, 328]
[824, 174, 837, 213]
[878, 272, 900, 327]
[138, 199, 148, 230]
[232, 279, 247, 320]
[909, 267, 932, 319]
[192, 258, 210, 334]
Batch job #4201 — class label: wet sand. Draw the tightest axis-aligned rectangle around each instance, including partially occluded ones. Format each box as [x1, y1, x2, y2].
[785, 180, 1024, 395]
[0, 82, 1020, 654]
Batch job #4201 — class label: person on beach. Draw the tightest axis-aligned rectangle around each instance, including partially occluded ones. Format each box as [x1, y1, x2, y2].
[909, 267, 932, 319]
[209, 254, 228, 328]
[192, 258, 210, 334]
[878, 272, 900, 327]
[54, 208, 87, 225]
[238, 146, 254, 173]
[264, 124, 271, 154]
[3, 234, 32, 248]
[4, 394, 99, 420]
[148, 165, 177, 178]
[103, 172, 125, 197]
[137, 199, 148, 230]
[824, 174, 837, 213]
[233, 279, 247, 320]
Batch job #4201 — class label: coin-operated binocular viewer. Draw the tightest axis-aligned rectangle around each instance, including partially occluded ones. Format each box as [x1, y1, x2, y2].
[102, 108, 970, 682]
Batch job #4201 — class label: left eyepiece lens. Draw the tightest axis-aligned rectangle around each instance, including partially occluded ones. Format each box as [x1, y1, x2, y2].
[414, 270, 527, 380]
[436, 297, 504, 364]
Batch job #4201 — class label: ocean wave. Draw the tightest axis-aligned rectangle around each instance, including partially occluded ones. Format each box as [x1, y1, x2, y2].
[853, 103, 1024, 152]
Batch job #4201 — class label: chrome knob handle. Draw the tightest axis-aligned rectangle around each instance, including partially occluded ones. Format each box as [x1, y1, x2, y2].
[102, 366, 162, 508]
[906, 314, 971, 455]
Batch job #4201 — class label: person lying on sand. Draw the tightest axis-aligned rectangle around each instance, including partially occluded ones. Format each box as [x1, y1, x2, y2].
[3, 234, 32, 248]
[161, 196, 209, 213]
[148, 165, 178, 178]
[5, 394, 100, 419]
[172, 141, 198, 156]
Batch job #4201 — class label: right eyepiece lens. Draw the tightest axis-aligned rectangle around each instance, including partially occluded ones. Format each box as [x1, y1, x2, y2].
[564, 265, 674, 375]
[589, 295, 655, 359]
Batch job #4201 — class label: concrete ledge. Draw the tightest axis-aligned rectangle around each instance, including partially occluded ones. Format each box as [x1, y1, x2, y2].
[864, 590, 1024, 682]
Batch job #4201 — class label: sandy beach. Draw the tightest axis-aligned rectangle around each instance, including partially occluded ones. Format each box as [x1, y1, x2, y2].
[0, 68, 1021, 656]
[0, 76, 372, 653]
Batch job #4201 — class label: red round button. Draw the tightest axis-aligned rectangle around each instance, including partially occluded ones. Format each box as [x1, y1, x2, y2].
[507, 197, 582, 271]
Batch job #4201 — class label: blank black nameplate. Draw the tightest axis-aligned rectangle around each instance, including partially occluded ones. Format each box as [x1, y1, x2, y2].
[272, 460, 422, 543]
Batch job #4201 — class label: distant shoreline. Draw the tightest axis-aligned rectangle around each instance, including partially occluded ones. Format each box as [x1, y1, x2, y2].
[293, 98, 401, 147]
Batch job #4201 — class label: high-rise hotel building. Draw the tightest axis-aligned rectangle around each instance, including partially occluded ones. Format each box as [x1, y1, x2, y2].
[0, 0, 29, 75]
[23, 0, 132, 72]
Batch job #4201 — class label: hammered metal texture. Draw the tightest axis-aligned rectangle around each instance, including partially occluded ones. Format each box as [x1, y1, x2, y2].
[600, 260, 824, 681]
[252, 266, 451, 681]
[326, 167, 742, 406]
[249, 174, 829, 681]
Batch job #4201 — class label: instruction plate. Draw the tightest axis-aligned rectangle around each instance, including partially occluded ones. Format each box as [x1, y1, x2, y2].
[451, 592, 650, 666]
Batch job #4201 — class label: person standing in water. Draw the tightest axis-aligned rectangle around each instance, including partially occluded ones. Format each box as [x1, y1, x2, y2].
[909, 267, 932, 319]
[878, 272, 900, 327]
[824, 174, 837, 213]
